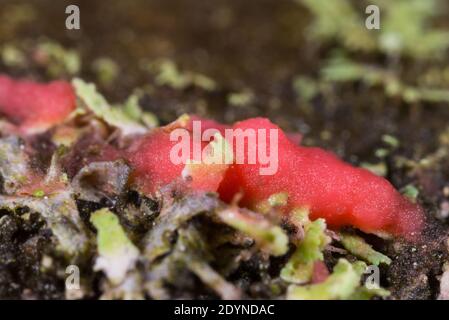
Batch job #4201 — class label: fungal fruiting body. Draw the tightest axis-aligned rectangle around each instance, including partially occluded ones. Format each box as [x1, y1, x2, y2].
[218, 118, 424, 239]
[125, 116, 424, 239]
[0, 75, 76, 133]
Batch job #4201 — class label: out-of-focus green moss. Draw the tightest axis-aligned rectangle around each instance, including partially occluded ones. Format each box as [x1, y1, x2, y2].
[92, 57, 120, 86]
[146, 59, 217, 91]
[300, 0, 449, 59]
[35, 41, 81, 77]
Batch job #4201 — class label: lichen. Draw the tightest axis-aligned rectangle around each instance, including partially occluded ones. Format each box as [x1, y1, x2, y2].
[281, 216, 330, 284]
[72, 78, 153, 135]
[91, 208, 139, 285]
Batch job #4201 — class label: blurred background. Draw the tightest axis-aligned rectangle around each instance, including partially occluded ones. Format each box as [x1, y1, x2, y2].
[1, 0, 449, 193]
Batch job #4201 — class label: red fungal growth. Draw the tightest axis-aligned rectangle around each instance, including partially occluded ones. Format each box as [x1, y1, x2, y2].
[124, 115, 423, 239]
[286, 132, 303, 145]
[0, 75, 76, 133]
[218, 118, 424, 239]
[127, 129, 183, 194]
[187, 115, 229, 135]
[126, 116, 229, 195]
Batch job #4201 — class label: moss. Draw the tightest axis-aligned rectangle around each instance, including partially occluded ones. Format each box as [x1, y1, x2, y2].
[35, 41, 81, 77]
[32, 189, 45, 198]
[281, 217, 330, 284]
[217, 207, 289, 256]
[339, 232, 392, 266]
[287, 259, 364, 300]
[147, 59, 217, 91]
